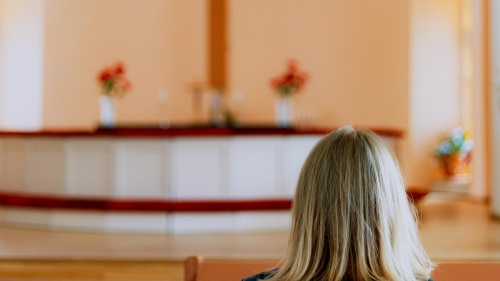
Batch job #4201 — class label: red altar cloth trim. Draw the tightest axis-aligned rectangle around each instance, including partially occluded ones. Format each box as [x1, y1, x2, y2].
[0, 125, 404, 138]
[0, 191, 292, 212]
[0, 189, 425, 213]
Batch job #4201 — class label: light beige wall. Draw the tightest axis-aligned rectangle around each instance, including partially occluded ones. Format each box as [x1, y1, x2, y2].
[228, 0, 410, 129]
[0, 0, 45, 130]
[490, 0, 500, 214]
[470, 0, 487, 199]
[5, 0, 466, 190]
[408, 0, 462, 188]
[42, 0, 207, 129]
[228, 0, 465, 189]
[228, 0, 417, 183]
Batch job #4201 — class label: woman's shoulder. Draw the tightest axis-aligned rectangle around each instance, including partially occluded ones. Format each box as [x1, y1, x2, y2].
[241, 269, 278, 281]
[241, 271, 434, 281]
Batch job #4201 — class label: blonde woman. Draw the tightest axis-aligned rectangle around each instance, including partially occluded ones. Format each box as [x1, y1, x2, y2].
[243, 126, 434, 281]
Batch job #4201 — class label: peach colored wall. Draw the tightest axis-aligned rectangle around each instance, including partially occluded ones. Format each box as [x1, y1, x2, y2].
[228, 0, 417, 183]
[227, 0, 410, 129]
[41, 0, 207, 129]
[3, 0, 467, 191]
[407, 0, 462, 188]
[228, 0, 464, 189]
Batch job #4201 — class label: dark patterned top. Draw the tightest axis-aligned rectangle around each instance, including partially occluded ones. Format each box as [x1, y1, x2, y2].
[241, 269, 277, 281]
[242, 270, 435, 281]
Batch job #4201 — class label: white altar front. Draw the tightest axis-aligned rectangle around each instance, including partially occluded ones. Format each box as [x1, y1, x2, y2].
[0, 126, 402, 233]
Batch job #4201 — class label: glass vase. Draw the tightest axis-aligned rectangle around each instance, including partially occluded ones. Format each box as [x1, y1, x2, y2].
[99, 95, 116, 128]
[275, 96, 293, 127]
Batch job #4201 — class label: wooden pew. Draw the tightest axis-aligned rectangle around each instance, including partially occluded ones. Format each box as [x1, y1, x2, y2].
[184, 255, 500, 281]
[184, 256, 278, 281]
[431, 262, 500, 280]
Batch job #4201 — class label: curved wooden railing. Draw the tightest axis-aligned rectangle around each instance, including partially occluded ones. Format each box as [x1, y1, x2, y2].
[0, 125, 404, 138]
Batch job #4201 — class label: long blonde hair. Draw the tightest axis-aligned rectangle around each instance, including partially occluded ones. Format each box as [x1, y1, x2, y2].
[268, 126, 433, 281]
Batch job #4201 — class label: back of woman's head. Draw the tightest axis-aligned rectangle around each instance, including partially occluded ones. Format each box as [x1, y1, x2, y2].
[269, 126, 433, 281]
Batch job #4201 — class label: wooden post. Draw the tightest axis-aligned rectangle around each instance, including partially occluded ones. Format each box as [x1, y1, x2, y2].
[208, 0, 227, 90]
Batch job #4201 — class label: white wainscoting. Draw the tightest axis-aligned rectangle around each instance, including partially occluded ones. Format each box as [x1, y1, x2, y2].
[170, 138, 229, 199]
[0, 134, 398, 233]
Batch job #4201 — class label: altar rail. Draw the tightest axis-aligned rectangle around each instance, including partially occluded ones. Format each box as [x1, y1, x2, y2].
[0, 126, 403, 233]
[0, 125, 403, 138]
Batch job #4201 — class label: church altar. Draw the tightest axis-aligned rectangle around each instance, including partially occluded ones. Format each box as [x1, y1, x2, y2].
[0, 125, 402, 233]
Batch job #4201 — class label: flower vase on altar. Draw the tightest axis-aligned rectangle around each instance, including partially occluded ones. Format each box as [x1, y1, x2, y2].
[270, 59, 308, 128]
[99, 95, 116, 128]
[208, 90, 225, 126]
[275, 96, 292, 127]
[96, 61, 132, 128]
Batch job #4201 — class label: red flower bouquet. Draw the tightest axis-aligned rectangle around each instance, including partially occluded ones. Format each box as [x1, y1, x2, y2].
[97, 62, 132, 97]
[270, 60, 308, 96]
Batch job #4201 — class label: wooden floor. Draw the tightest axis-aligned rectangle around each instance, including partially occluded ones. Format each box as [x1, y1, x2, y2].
[0, 193, 499, 280]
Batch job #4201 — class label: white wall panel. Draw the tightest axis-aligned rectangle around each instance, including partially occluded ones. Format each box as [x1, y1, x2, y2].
[170, 138, 228, 199]
[25, 138, 65, 194]
[282, 136, 321, 196]
[105, 212, 168, 233]
[1, 207, 51, 228]
[114, 140, 169, 198]
[228, 137, 283, 198]
[49, 210, 106, 231]
[0, 138, 26, 191]
[0, 132, 401, 233]
[65, 139, 114, 197]
[490, 0, 500, 216]
[171, 213, 233, 234]
[234, 211, 291, 232]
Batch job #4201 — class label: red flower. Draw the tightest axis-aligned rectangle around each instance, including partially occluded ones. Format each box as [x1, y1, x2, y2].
[114, 62, 125, 75]
[118, 78, 132, 92]
[98, 68, 112, 82]
[97, 62, 131, 97]
[270, 60, 308, 96]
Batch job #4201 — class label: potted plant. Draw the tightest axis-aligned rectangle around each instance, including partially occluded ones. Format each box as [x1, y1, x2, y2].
[434, 127, 474, 178]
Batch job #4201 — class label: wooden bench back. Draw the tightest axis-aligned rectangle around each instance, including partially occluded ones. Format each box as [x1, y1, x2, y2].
[184, 255, 500, 281]
[184, 255, 278, 281]
[431, 262, 500, 280]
